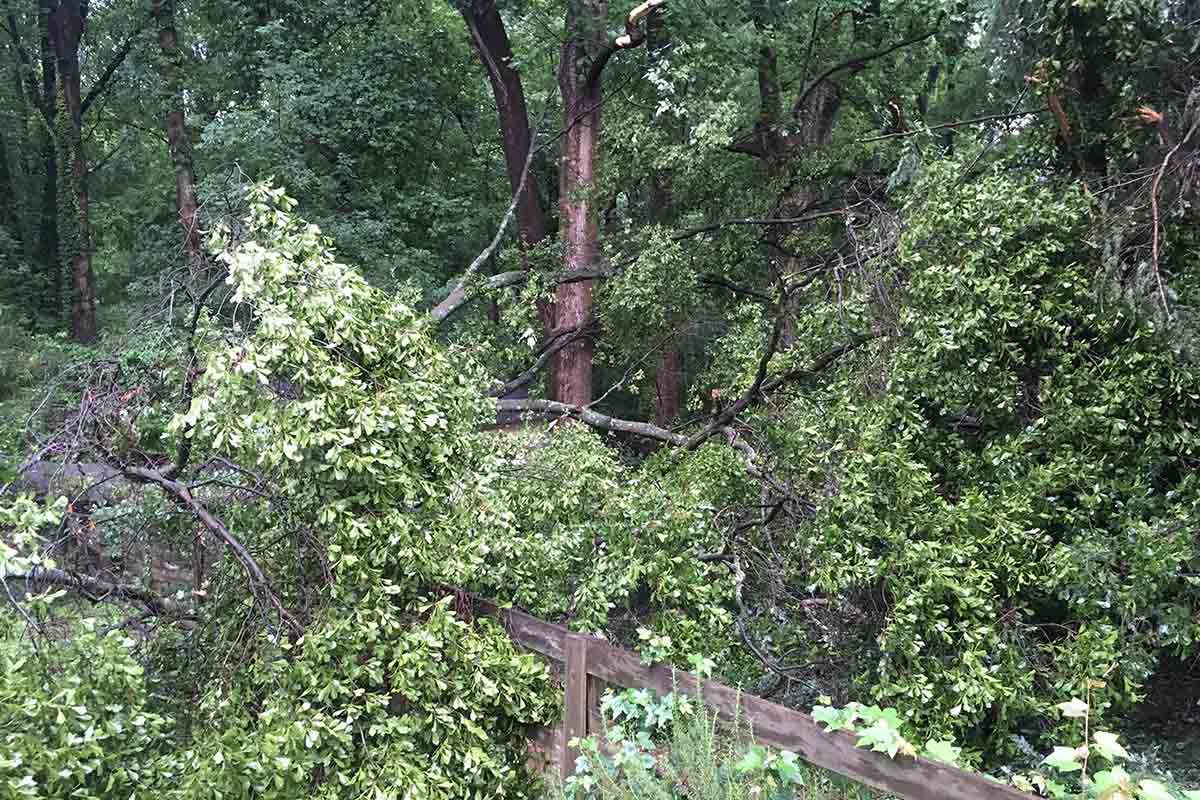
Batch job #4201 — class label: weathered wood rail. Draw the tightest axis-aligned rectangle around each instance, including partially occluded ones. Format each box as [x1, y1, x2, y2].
[467, 594, 1032, 800]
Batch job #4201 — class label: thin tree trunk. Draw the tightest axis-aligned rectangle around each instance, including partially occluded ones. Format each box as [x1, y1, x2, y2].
[48, 0, 95, 342]
[654, 345, 682, 428]
[153, 0, 204, 272]
[37, 0, 60, 315]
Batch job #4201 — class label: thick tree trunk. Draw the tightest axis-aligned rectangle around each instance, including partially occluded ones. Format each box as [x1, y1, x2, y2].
[461, 1, 546, 248]
[461, 0, 557, 396]
[553, 0, 607, 407]
[153, 0, 204, 272]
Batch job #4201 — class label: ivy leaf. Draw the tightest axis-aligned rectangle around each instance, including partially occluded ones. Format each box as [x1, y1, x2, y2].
[1056, 698, 1090, 718]
[856, 720, 906, 758]
[812, 705, 842, 731]
[1041, 746, 1083, 773]
[1137, 780, 1176, 800]
[923, 739, 962, 765]
[1092, 731, 1130, 761]
[1093, 766, 1132, 794]
[734, 746, 767, 773]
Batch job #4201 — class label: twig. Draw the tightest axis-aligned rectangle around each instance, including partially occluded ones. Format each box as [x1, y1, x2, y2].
[1148, 110, 1199, 319]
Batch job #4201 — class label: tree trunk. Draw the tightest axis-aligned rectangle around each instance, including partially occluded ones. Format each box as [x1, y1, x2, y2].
[37, 0, 61, 316]
[553, 0, 607, 407]
[460, 0, 557, 396]
[48, 0, 95, 342]
[654, 345, 682, 428]
[461, 0, 546, 248]
[153, 0, 204, 272]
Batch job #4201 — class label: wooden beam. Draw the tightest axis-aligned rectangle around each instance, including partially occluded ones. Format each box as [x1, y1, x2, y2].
[463, 592, 1033, 800]
[563, 635, 590, 780]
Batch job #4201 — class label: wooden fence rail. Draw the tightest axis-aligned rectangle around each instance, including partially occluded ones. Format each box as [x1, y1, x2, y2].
[467, 594, 1033, 800]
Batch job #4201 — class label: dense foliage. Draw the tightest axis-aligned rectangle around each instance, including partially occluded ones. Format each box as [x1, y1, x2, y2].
[1, 0, 1199, 795]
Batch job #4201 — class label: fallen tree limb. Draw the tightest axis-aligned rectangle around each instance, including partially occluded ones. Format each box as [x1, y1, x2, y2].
[123, 465, 302, 639]
[430, 127, 541, 323]
[2, 567, 185, 616]
[496, 399, 687, 446]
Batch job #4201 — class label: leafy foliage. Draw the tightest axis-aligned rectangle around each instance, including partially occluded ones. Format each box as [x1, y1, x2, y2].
[0, 617, 177, 800]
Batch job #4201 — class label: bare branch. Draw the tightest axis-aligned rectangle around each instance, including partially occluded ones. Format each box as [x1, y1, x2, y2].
[684, 289, 789, 450]
[1148, 98, 1200, 319]
[496, 399, 686, 445]
[857, 107, 1050, 143]
[430, 129, 540, 323]
[123, 466, 302, 639]
[80, 16, 150, 116]
[791, 29, 938, 121]
[487, 324, 595, 397]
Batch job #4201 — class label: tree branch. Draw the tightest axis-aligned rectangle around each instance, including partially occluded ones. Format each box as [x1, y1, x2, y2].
[123, 466, 302, 638]
[430, 135, 540, 323]
[487, 324, 594, 397]
[80, 17, 148, 116]
[163, 270, 227, 481]
[791, 29, 938, 121]
[496, 399, 686, 445]
[585, 0, 667, 89]
[4, 567, 185, 616]
[683, 289, 789, 450]
[857, 107, 1050, 143]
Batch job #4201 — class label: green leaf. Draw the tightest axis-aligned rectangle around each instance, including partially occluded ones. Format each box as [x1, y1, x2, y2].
[923, 740, 962, 765]
[1042, 747, 1083, 773]
[1093, 766, 1131, 793]
[1092, 731, 1130, 761]
[1057, 698, 1090, 718]
[734, 746, 767, 773]
[1137, 780, 1175, 800]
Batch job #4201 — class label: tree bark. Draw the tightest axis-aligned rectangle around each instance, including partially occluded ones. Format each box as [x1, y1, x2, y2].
[553, 0, 608, 407]
[460, 0, 557, 396]
[654, 345, 682, 427]
[153, 0, 204, 272]
[37, 0, 60, 315]
[460, 1, 546, 249]
[47, 0, 95, 343]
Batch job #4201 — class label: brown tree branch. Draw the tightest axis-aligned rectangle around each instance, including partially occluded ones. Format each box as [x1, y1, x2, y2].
[487, 324, 595, 397]
[683, 290, 789, 450]
[585, 0, 667, 89]
[80, 17, 148, 116]
[857, 107, 1050, 143]
[791, 29, 938, 121]
[496, 398, 687, 445]
[1148, 100, 1200, 319]
[429, 134, 540, 323]
[123, 466, 302, 638]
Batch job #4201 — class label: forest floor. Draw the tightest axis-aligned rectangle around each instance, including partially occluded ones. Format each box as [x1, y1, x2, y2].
[1122, 658, 1200, 789]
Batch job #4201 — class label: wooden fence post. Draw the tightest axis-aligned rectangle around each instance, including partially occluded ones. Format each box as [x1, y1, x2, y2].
[562, 634, 590, 780]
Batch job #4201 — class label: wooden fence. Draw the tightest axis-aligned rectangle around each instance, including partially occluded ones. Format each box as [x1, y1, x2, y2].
[466, 594, 1033, 800]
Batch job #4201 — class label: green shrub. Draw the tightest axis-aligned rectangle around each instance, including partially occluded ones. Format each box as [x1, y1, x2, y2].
[0, 615, 179, 800]
[552, 688, 875, 800]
